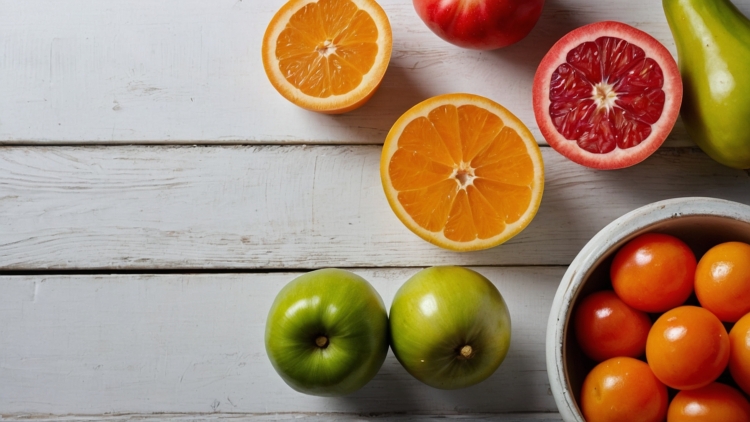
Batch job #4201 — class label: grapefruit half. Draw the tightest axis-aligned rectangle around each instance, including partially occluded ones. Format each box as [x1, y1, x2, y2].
[533, 21, 682, 170]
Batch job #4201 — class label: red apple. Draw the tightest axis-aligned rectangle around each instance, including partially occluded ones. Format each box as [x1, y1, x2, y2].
[413, 0, 545, 50]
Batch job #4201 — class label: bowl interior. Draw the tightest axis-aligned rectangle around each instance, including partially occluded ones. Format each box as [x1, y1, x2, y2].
[563, 214, 750, 412]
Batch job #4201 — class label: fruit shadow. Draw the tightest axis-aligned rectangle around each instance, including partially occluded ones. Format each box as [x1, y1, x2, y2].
[738, 1, 750, 18]
[586, 148, 750, 206]
[328, 353, 421, 414]
[419, 347, 555, 414]
[482, 0, 591, 77]
[514, 149, 750, 268]
[506, 142, 750, 266]
[316, 64, 433, 144]
[330, 348, 555, 414]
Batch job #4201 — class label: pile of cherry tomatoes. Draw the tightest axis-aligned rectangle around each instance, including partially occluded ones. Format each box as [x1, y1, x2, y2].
[573, 233, 750, 421]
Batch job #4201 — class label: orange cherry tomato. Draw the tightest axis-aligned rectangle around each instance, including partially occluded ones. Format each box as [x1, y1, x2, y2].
[574, 290, 651, 362]
[611, 233, 696, 313]
[581, 357, 668, 422]
[695, 241, 750, 322]
[667, 382, 750, 422]
[646, 306, 729, 390]
[729, 312, 750, 396]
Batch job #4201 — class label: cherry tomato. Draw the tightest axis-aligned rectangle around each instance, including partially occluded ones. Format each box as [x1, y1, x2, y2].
[646, 306, 729, 390]
[695, 241, 750, 322]
[729, 312, 750, 396]
[574, 291, 651, 362]
[581, 357, 668, 422]
[611, 233, 696, 313]
[667, 382, 750, 421]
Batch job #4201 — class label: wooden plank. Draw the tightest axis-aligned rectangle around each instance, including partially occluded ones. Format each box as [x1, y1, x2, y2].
[0, 414, 562, 421]
[3, 0, 748, 145]
[0, 268, 560, 415]
[1, 146, 748, 270]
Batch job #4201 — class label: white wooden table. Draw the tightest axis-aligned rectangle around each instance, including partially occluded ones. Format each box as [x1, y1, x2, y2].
[2, 0, 749, 420]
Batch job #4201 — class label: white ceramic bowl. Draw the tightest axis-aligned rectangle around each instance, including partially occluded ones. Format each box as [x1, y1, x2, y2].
[546, 197, 750, 422]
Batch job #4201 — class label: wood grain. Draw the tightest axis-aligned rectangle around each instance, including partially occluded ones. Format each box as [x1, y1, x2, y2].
[0, 146, 747, 270]
[3, 0, 748, 145]
[3, 1, 750, 418]
[0, 414, 561, 421]
[0, 268, 560, 415]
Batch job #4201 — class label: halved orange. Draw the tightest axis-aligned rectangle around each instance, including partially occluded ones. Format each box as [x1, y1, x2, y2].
[262, 0, 392, 114]
[381, 93, 545, 251]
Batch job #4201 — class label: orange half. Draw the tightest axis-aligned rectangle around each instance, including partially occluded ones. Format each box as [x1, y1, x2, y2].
[381, 93, 545, 251]
[262, 0, 392, 114]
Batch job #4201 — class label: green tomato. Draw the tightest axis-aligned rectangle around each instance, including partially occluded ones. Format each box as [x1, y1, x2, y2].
[265, 269, 389, 396]
[389, 266, 512, 389]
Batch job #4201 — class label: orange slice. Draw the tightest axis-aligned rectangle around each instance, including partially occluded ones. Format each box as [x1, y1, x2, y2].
[262, 0, 392, 114]
[381, 93, 545, 251]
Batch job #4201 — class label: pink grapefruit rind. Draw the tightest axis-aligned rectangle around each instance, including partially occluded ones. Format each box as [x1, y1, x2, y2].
[533, 21, 683, 170]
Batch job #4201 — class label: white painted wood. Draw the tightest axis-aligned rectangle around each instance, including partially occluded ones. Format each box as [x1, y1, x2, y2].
[0, 146, 748, 270]
[0, 414, 561, 421]
[0, 268, 560, 415]
[3, 1, 750, 418]
[3, 0, 748, 145]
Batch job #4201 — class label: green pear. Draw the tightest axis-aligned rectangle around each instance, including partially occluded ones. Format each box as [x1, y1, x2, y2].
[663, 0, 750, 169]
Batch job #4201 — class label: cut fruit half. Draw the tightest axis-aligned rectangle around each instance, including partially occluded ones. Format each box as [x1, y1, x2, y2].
[381, 93, 544, 252]
[262, 0, 392, 114]
[533, 21, 683, 169]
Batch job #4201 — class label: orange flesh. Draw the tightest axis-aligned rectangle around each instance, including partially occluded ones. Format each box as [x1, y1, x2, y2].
[388, 104, 535, 242]
[275, 0, 379, 97]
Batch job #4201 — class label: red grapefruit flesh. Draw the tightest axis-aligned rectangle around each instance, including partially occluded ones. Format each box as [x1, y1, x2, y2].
[533, 21, 682, 170]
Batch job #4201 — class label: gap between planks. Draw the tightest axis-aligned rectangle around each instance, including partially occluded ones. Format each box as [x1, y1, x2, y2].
[0, 264, 569, 276]
[0, 413, 563, 421]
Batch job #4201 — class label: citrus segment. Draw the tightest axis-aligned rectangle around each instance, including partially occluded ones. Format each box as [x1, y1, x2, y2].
[473, 179, 531, 225]
[462, 109, 505, 162]
[444, 189, 476, 242]
[381, 93, 544, 251]
[427, 106, 463, 164]
[388, 149, 453, 191]
[263, 0, 392, 113]
[397, 117, 456, 167]
[398, 179, 457, 232]
[466, 185, 506, 239]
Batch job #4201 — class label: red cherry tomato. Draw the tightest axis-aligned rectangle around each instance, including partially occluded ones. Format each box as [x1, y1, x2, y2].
[581, 357, 668, 422]
[695, 241, 750, 322]
[646, 306, 729, 390]
[667, 382, 750, 421]
[574, 290, 651, 362]
[729, 312, 750, 396]
[611, 233, 696, 312]
[412, 0, 545, 50]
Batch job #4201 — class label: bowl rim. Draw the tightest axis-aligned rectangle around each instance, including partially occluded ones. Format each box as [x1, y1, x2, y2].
[545, 197, 750, 422]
